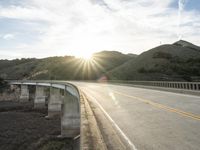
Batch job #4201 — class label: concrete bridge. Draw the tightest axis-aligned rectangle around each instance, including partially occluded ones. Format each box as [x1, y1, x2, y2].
[8, 80, 200, 150]
[10, 81, 80, 138]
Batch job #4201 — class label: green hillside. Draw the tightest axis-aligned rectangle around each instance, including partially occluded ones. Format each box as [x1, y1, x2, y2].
[0, 51, 134, 80]
[1, 40, 200, 81]
[107, 40, 200, 81]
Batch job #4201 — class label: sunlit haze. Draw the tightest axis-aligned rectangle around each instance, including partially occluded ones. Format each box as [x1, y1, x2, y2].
[0, 0, 200, 59]
[76, 52, 93, 61]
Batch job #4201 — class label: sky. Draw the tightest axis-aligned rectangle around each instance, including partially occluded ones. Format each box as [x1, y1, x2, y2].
[0, 0, 200, 59]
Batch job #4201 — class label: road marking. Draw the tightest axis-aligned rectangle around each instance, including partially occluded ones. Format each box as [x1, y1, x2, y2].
[114, 91, 200, 121]
[83, 89, 138, 150]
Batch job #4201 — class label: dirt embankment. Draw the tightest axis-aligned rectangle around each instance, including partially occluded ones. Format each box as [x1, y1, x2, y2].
[0, 101, 74, 150]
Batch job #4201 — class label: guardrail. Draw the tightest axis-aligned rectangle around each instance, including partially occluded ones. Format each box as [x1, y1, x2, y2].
[7, 80, 200, 91]
[6, 79, 200, 149]
[8, 80, 107, 150]
[9, 80, 80, 140]
[108, 80, 200, 91]
[9, 80, 80, 98]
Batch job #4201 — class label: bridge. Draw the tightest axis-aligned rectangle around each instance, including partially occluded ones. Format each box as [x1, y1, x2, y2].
[8, 80, 200, 150]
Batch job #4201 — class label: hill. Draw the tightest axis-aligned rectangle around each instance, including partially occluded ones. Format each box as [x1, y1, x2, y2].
[0, 51, 134, 80]
[107, 40, 200, 81]
[1, 40, 199, 81]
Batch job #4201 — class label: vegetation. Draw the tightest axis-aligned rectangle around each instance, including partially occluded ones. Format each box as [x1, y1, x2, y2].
[0, 40, 200, 82]
[152, 52, 172, 59]
[107, 40, 200, 81]
[0, 51, 134, 81]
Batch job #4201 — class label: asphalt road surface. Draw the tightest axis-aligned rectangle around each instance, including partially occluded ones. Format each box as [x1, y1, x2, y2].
[71, 82, 200, 150]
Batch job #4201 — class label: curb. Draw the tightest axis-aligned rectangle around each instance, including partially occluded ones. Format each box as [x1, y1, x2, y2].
[80, 91, 107, 150]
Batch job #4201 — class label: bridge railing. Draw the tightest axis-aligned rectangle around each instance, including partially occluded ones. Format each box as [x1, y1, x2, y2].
[9, 80, 80, 137]
[108, 80, 200, 91]
[8, 80, 107, 149]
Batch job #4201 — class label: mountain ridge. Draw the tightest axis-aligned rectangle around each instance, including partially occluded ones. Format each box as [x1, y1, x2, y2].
[0, 40, 200, 81]
[107, 40, 200, 81]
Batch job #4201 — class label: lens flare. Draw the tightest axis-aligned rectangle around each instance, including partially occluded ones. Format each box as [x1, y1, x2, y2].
[76, 53, 93, 61]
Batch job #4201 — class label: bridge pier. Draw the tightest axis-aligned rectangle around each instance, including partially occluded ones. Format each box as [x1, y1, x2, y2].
[46, 87, 62, 118]
[20, 85, 29, 102]
[61, 91, 80, 137]
[34, 86, 46, 108]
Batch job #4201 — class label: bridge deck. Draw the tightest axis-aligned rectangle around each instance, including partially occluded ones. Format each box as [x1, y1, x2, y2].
[71, 82, 200, 150]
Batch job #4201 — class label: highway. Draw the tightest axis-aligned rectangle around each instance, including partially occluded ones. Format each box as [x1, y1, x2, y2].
[71, 81, 200, 150]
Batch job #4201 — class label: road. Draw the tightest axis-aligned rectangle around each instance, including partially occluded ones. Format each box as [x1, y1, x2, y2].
[71, 81, 200, 150]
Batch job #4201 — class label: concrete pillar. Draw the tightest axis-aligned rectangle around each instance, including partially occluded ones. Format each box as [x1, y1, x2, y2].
[169, 83, 171, 88]
[34, 86, 46, 108]
[170, 83, 172, 88]
[182, 83, 184, 89]
[187, 84, 189, 90]
[190, 84, 193, 90]
[197, 84, 199, 90]
[184, 83, 186, 89]
[47, 87, 62, 118]
[10, 84, 15, 90]
[20, 85, 29, 102]
[61, 91, 80, 137]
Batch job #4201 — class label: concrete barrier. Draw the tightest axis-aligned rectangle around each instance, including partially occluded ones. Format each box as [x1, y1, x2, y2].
[61, 91, 80, 137]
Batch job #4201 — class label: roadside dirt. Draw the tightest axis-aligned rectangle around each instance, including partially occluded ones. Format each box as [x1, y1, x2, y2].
[0, 101, 73, 150]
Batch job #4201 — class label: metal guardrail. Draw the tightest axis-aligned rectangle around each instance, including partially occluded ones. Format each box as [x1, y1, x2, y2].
[8, 80, 200, 91]
[9, 80, 80, 99]
[8, 80, 106, 149]
[108, 80, 200, 91]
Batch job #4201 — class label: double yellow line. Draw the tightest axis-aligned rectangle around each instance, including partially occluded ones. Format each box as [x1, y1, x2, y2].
[114, 91, 200, 121]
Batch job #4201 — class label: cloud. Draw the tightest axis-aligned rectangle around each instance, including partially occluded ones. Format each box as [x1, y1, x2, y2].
[2, 33, 15, 40]
[0, 0, 200, 59]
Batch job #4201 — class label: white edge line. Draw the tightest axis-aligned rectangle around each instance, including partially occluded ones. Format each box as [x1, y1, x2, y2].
[85, 91, 138, 150]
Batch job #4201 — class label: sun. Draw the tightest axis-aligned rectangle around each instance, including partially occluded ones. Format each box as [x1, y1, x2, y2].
[76, 53, 93, 61]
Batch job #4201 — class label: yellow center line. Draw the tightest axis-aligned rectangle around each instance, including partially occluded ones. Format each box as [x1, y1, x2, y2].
[114, 91, 200, 121]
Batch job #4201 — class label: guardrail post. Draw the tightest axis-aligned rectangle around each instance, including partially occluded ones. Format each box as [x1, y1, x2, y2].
[34, 85, 46, 108]
[61, 86, 80, 137]
[20, 85, 29, 102]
